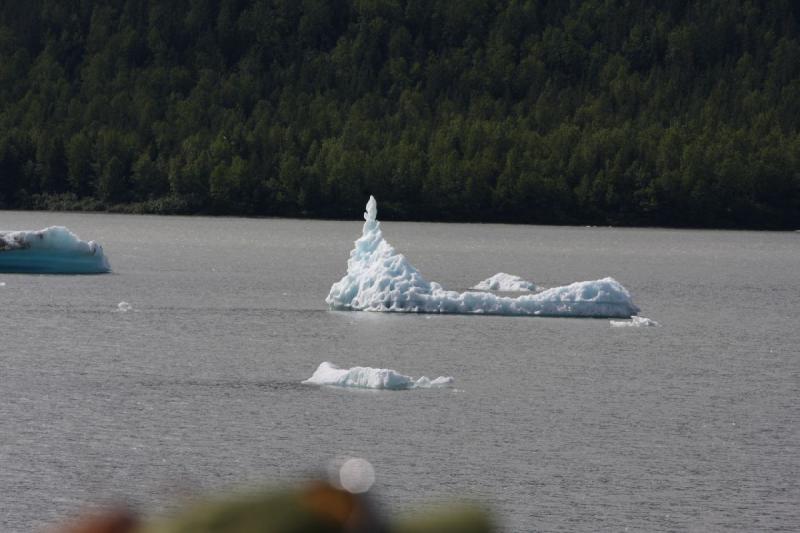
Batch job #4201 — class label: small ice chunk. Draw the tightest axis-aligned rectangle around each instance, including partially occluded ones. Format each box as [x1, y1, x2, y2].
[0, 226, 110, 274]
[610, 316, 660, 327]
[116, 301, 133, 312]
[472, 273, 538, 291]
[326, 196, 640, 318]
[302, 362, 454, 390]
[0, 282, 5, 287]
[414, 375, 456, 388]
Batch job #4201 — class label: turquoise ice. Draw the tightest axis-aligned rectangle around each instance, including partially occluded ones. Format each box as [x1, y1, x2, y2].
[0, 226, 111, 274]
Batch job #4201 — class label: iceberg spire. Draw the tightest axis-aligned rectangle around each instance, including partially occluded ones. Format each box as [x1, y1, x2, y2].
[326, 196, 432, 311]
[326, 196, 639, 318]
[365, 195, 377, 222]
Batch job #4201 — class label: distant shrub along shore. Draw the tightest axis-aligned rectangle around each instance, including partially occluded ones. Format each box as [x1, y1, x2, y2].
[1, 1, 798, 229]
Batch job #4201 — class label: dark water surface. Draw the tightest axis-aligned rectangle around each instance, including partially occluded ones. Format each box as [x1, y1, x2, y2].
[1, 211, 798, 532]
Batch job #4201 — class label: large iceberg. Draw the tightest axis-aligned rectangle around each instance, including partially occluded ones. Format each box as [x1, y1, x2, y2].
[302, 362, 454, 390]
[0, 226, 111, 274]
[472, 273, 538, 292]
[326, 196, 639, 318]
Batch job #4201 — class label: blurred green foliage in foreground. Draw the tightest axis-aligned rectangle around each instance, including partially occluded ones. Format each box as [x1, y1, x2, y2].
[56, 482, 493, 533]
[1, 1, 799, 228]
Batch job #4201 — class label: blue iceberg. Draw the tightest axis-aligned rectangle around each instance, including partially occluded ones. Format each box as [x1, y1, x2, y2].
[326, 196, 640, 318]
[0, 226, 111, 274]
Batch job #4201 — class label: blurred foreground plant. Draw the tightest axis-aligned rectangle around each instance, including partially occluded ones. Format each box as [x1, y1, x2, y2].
[53, 481, 492, 533]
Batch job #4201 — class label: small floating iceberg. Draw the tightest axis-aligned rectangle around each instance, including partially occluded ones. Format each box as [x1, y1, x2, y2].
[302, 362, 454, 390]
[610, 316, 660, 327]
[0, 226, 110, 274]
[326, 196, 639, 318]
[472, 273, 538, 292]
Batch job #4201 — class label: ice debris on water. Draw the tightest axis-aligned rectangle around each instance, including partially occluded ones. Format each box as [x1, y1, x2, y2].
[0, 226, 110, 274]
[302, 362, 454, 390]
[116, 301, 133, 312]
[472, 272, 538, 292]
[325, 196, 640, 318]
[610, 316, 660, 327]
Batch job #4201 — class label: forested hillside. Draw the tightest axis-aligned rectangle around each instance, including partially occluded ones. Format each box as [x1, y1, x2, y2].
[1, 0, 799, 228]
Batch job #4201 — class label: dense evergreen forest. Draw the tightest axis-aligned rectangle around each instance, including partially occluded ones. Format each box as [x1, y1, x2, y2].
[1, 1, 799, 228]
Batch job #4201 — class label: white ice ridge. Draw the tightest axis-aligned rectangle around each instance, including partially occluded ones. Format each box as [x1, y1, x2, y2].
[325, 196, 640, 318]
[302, 362, 454, 390]
[610, 316, 660, 327]
[472, 272, 538, 291]
[0, 226, 111, 274]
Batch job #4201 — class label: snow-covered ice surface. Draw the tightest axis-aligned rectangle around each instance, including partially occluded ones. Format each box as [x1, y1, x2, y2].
[0, 226, 110, 274]
[610, 316, 660, 327]
[302, 362, 454, 390]
[472, 272, 538, 291]
[326, 196, 640, 318]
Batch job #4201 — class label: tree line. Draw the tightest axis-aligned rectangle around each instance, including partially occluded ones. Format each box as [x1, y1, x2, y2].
[0, 0, 799, 228]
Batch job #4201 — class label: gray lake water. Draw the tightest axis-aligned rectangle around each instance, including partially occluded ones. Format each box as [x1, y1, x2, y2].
[1, 211, 798, 532]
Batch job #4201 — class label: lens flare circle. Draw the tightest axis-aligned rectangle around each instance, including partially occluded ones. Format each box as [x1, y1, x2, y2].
[338, 457, 375, 494]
